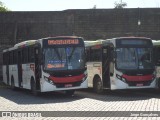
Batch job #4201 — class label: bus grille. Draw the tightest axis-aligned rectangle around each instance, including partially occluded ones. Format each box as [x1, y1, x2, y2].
[126, 80, 152, 86]
[55, 81, 82, 88]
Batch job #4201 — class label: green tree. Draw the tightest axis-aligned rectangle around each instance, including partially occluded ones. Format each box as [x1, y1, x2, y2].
[114, 1, 127, 9]
[0, 1, 9, 11]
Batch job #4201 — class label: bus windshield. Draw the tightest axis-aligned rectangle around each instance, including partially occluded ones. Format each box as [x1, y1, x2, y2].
[116, 48, 153, 70]
[44, 47, 85, 71]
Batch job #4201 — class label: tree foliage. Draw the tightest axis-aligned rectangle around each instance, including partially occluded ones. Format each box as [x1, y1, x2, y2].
[114, 1, 127, 9]
[0, 1, 9, 11]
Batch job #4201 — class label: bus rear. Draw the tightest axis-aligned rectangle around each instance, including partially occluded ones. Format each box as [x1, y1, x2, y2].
[41, 36, 87, 94]
[111, 37, 156, 89]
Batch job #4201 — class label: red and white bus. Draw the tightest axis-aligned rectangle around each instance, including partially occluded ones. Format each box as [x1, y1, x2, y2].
[152, 40, 160, 88]
[85, 37, 156, 93]
[2, 36, 87, 95]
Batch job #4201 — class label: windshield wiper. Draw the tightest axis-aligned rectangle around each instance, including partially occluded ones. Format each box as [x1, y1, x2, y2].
[68, 47, 76, 61]
[54, 48, 63, 62]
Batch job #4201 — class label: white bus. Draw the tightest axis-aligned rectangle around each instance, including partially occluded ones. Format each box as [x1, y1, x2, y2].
[2, 36, 87, 95]
[85, 37, 156, 93]
[152, 40, 160, 88]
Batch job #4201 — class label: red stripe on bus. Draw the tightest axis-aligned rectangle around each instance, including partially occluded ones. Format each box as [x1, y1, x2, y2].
[49, 74, 85, 83]
[122, 74, 152, 81]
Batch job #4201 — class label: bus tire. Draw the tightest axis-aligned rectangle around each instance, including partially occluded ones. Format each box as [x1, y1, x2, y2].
[65, 90, 75, 96]
[93, 77, 103, 94]
[31, 78, 38, 96]
[11, 77, 16, 90]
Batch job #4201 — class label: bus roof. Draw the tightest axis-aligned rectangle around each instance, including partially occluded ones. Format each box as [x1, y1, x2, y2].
[152, 40, 160, 46]
[109, 37, 151, 40]
[3, 36, 84, 52]
[14, 40, 37, 48]
[84, 40, 104, 47]
[41, 36, 82, 40]
[84, 39, 112, 47]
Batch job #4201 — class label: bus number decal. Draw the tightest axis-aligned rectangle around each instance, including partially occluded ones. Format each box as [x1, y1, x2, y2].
[47, 64, 65, 68]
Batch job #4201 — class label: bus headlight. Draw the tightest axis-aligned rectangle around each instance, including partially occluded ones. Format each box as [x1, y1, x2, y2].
[116, 74, 121, 80]
[152, 74, 156, 80]
[122, 77, 126, 82]
[116, 74, 126, 82]
[44, 76, 54, 85]
[44, 76, 48, 81]
[81, 73, 87, 83]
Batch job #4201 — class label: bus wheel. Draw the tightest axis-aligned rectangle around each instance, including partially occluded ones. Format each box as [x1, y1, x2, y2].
[93, 78, 103, 94]
[11, 77, 16, 90]
[65, 90, 75, 96]
[31, 79, 38, 96]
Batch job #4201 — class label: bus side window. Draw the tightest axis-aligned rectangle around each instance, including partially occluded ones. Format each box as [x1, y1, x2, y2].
[3, 52, 7, 65]
[13, 50, 16, 64]
[9, 51, 13, 65]
[6, 52, 9, 65]
[27, 47, 30, 63]
[86, 48, 90, 62]
[24, 48, 28, 63]
[15, 50, 18, 64]
[2, 53, 6, 65]
[22, 49, 25, 64]
[155, 47, 160, 66]
[90, 48, 101, 61]
[110, 47, 115, 62]
[29, 47, 35, 62]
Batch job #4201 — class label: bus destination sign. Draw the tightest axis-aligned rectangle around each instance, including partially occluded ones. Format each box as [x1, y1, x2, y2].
[48, 39, 79, 45]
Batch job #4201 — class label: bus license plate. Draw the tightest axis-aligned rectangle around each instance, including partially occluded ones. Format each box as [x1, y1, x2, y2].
[65, 84, 72, 88]
[136, 84, 143, 86]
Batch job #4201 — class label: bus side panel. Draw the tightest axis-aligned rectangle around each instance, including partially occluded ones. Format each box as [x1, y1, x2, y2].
[156, 67, 160, 78]
[22, 64, 28, 89]
[22, 63, 35, 90]
[8, 65, 13, 86]
[2, 66, 7, 84]
[10, 65, 19, 87]
[87, 62, 102, 88]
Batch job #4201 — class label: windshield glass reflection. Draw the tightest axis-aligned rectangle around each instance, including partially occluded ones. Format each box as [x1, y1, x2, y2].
[116, 48, 153, 70]
[44, 47, 85, 71]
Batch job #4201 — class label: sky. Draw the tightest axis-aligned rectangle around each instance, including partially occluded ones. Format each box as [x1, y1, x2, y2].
[1, 0, 160, 11]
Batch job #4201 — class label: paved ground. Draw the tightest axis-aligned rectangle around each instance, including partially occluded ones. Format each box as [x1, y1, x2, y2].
[0, 81, 160, 120]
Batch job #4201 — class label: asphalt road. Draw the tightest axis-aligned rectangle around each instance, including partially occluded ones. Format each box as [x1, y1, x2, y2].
[0, 82, 160, 120]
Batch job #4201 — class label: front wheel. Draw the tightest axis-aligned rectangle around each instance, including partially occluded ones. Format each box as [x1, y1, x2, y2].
[93, 78, 103, 94]
[31, 79, 38, 96]
[11, 77, 17, 90]
[157, 78, 160, 90]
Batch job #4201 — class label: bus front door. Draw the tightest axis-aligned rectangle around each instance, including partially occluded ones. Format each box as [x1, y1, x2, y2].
[18, 51, 23, 87]
[6, 53, 9, 85]
[34, 47, 41, 90]
[102, 46, 112, 88]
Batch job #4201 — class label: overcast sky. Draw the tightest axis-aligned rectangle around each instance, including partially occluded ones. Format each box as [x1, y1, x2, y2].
[1, 0, 160, 11]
